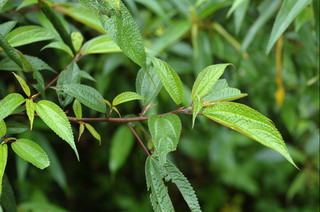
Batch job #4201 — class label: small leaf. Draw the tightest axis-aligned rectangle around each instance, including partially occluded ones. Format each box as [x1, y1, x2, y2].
[191, 64, 230, 100]
[161, 158, 202, 212]
[6, 121, 28, 134]
[60, 84, 106, 113]
[266, 0, 312, 54]
[57, 62, 81, 107]
[42, 41, 74, 57]
[145, 156, 174, 211]
[71, 31, 83, 51]
[0, 93, 25, 122]
[78, 123, 85, 141]
[0, 144, 8, 196]
[192, 100, 204, 128]
[0, 120, 6, 137]
[204, 102, 297, 168]
[0, 55, 55, 72]
[109, 125, 134, 174]
[11, 139, 50, 170]
[136, 67, 162, 106]
[12, 72, 31, 97]
[0, 21, 17, 36]
[35, 100, 79, 160]
[4, 25, 55, 47]
[112, 91, 144, 106]
[25, 99, 35, 130]
[151, 57, 183, 105]
[148, 114, 182, 165]
[72, 99, 82, 119]
[84, 123, 101, 145]
[82, 35, 121, 54]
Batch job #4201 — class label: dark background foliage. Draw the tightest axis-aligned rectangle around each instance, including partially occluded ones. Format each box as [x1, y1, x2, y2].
[0, 0, 319, 211]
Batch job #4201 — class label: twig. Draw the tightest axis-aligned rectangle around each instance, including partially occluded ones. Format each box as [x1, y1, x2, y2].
[127, 123, 150, 156]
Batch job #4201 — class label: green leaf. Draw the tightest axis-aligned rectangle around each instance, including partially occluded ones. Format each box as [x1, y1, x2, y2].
[203, 79, 247, 102]
[6, 121, 28, 134]
[0, 93, 25, 122]
[192, 100, 204, 128]
[56, 62, 81, 107]
[35, 100, 79, 160]
[84, 123, 101, 145]
[39, 0, 75, 53]
[55, 4, 105, 33]
[71, 31, 83, 52]
[191, 64, 230, 100]
[148, 114, 182, 165]
[32, 70, 45, 97]
[4, 25, 55, 47]
[78, 123, 85, 141]
[72, 99, 82, 119]
[0, 33, 22, 68]
[80, 70, 96, 82]
[0, 144, 8, 197]
[151, 57, 183, 105]
[42, 41, 74, 57]
[109, 125, 134, 174]
[17, 0, 37, 10]
[26, 99, 35, 130]
[233, 0, 250, 34]
[204, 102, 298, 168]
[11, 139, 50, 170]
[266, 0, 312, 54]
[19, 51, 36, 73]
[0, 120, 6, 137]
[12, 72, 31, 97]
[226, 0, 246, 17]
[82, 35, 121, 54]
[145, 157, 174, 212]
[0, 0, 8, 10]
[0, 21, 17, 36]
[162, 159, 202, 212]
[60, 84, 106, 113]
[0, 55, 55, 72]
[136, 67, 162, 106]
[150, 20, 191, 56]
[80, 0, 147, 68]
[241, 0, 280, 52]
[0, 174, 17, 210]
[112, 91, 144, 106]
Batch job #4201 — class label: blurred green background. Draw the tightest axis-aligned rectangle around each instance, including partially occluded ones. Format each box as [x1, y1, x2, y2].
[0, 0, 319, 211]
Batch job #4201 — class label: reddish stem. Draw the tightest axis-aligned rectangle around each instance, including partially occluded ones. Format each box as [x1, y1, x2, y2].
[127, 124, 150, 156]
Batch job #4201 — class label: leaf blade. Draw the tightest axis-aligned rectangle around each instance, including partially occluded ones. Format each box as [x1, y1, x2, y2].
[0, 93, 25, 122]
[35, 100, 79, 160]
[204, 102, 297, 168]
[0, 144, 8, 197]
[112, 91, 144, 106]
[11, 139, 50, 170]
[25, 99, 35, 130]
[12, 72, 31, 97]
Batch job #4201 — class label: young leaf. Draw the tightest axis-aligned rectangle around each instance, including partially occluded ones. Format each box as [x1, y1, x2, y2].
[145, 157, 174, 211]
[57, 62, 81, 107]
[192, 100, 204, 128]
[82, 35, 121, 54]
[148, 114, 182, 165]
[136, 67, 162, 106]
[112, 91, 144, 106]
[80, 0, 147, 68]
[162, 159, 202, 212]
[109, 125, 134, 174]
[191, 64, 230, 100]
[204, 102, 298, 168]
[72, 99, 82, 119]
[151, 57, 183, 105]
[0, 93, 25, 122]
[266, 0, 312, 54]
[35, 100, 79, 160]
[11, 139, 50, 170]
[84, 123, 101, 145]
[60, 84, 106, 113]
[0, 144, 8, 197]
[0, 120, 6, 137]
[78, 123, 85, 141]
[12, 72, 31, 97]
[0, 21, 17, 36]
[25, 99, 35, 130]
[71, 31, 83, 51]
[4, 25, 55, 47]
